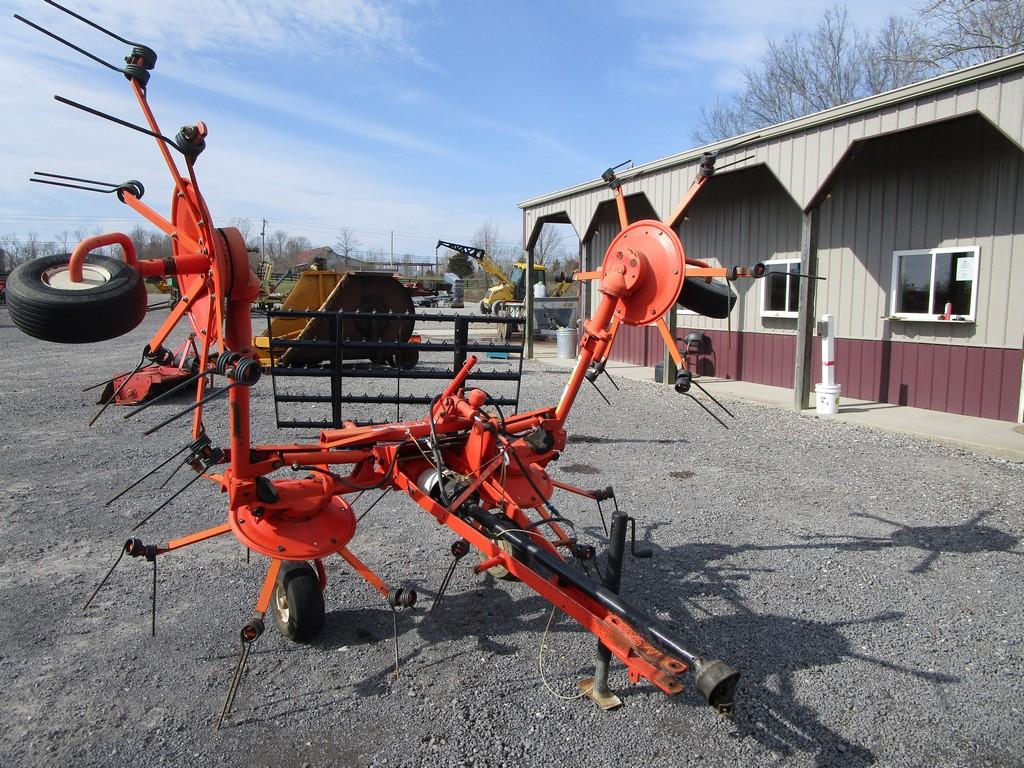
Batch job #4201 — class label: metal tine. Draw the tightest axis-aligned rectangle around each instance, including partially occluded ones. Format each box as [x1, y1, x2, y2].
[106, 440, 194, 506]
[30, 178, 119, 194]
[82, 542, 128, 609]
[150, 559, 158, 637]
[690, 379, 735, 419]
[33, 170, 122, 187]
[89, 353, 148, 427]
[131, 470, 206, 531]
[389, 605, 401, 681]
[41, 0, 141, 47]
[714, 153, 756, 172]
[83, 362, 155, 393]
[158, 456, 189, 491]
[123, 369, 207, 420]
[585, 375, 612, 407]
[13, 13, 124, 75]
[54, 96, 181, 152]
[602, 368, 620, 391]
[143, 382, 239, 437]
[218, 642, 251, 730]
[686, 393, 729, 430]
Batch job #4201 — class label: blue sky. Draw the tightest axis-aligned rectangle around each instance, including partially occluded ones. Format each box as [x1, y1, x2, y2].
[1, 0, 919, 258]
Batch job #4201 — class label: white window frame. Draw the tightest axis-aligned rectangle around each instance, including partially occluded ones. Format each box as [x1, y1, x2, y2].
[889, 246, 980, 322]
[760, 258, 801, 319]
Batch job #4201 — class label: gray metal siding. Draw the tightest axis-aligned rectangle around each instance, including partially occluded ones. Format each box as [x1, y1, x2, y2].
[525, 58, 1024, 362]
[817, 115, 1024, 348]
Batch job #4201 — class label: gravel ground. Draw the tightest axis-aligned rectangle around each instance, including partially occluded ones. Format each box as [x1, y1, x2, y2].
[1, 307, 1022, 768]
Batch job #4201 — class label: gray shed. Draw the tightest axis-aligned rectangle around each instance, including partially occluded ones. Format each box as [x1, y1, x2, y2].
[519, 53, 1024, 423]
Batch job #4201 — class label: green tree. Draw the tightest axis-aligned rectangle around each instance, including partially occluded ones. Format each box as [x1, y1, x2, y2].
[445, 248, 475, 279]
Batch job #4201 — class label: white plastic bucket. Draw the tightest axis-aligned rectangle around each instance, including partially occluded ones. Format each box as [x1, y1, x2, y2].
[815, 383, 841, 415]
[556, 327, 578, 359]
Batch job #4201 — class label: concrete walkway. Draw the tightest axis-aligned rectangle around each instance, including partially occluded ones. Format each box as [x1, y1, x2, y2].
[531, 342, 1024, 462]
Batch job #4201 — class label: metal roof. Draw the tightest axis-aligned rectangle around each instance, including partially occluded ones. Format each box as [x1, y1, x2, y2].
[518, 52, 1024, 210]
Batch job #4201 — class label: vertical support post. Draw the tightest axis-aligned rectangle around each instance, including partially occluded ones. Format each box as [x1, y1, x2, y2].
[793, 206, 820, 410]
[579, 509, 626, 710]
[331, 311, 341, 428]
[660, 307, 678, 385]
[525, 245, 535, 359]
[1018, 361, 1024, 423]
[454, 316, 469, 372]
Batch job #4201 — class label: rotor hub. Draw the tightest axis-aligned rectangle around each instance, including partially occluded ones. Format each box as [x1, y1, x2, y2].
[229, 494, 355, 559]
[601, 220, 686, 326]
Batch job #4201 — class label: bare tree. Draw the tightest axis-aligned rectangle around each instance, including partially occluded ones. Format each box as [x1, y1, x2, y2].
[227, 217, 257, 250]
[335, 227, 361, 261]
[530, 225, 566, 266]
[917, 0, 1024, 67]
[0, 234, 18, 270]
[694, 4, 938, 143]
[472, 222, 502, 258]
[268, 229, 289, 269]
[472, 221, 517, 274]
[284, 236, 313, 267]
[365, 244, 387, 266]
[24, 233, 40, 262]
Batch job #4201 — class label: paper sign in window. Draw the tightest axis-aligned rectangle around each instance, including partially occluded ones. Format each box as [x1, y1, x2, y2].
[955, 256, 974, 281]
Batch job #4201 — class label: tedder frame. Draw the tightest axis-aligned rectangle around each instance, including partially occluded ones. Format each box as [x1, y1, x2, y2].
[6, 0, 782, 727]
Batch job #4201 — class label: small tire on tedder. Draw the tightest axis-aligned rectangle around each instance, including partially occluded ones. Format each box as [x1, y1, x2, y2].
[6, 253, 147, 343]
[271, 562, 325, 642]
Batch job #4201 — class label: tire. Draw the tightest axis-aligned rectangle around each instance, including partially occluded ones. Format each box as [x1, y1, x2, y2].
[393, 347, 419, 370]
[272, 562, 325, 642]
[6, 253, 147, 343]
[478, 300, 491, 315]
[677, 277, 737, 319]
[479, 538, 520, 582]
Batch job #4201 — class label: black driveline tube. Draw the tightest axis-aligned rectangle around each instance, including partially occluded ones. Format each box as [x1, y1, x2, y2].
[465, 505, 740, 712]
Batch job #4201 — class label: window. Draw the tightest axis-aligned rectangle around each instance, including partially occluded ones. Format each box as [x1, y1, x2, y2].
[760, 258, 801, 318]
[890, 247, 979, 321]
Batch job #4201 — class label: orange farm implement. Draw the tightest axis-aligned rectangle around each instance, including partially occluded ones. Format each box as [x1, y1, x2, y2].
[6, 1, 787, 726]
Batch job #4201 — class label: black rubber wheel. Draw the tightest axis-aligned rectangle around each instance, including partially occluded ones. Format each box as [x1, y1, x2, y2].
[478, 300, 491, 315]
[6, 253, 147, 343]
[393, 347, 419, 370]
[677, 277, 737, 319]
[272, 562, 325, 642]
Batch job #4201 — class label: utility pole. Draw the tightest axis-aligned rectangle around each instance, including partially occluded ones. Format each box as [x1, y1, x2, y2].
[260, 218, 267, 266]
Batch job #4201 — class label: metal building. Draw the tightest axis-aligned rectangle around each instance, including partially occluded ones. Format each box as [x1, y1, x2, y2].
[519, 54, 1024, 423]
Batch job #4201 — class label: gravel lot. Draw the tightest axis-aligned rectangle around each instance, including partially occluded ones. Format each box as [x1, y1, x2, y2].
[1, 307, 1022, 768]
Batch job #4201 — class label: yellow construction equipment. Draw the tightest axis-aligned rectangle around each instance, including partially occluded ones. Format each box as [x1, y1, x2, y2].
[253, 266, 416, 368]
[436, 240, 571, 314]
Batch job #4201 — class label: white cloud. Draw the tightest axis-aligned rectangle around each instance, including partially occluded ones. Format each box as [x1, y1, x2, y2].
[0, 39, 510, 251]
[11, 0, 425, 64]
[626, 0, 923, 91]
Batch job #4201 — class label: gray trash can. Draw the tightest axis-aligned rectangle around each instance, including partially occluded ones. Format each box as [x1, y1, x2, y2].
[556, 327, 578, 359]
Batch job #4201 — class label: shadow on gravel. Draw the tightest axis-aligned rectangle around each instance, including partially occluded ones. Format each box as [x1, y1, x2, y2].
[568, 434, 686, 445]
[630, 526, 964, 767]
[634, 510, 1022, 580]
[822, 510, 1024, 574]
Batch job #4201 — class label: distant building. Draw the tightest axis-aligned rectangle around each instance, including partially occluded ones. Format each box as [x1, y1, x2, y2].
[293, 246, 376, 271]
[520, 54, 1024, 423]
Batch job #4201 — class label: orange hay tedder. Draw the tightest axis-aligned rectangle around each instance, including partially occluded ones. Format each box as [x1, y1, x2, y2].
[8, 1, 775, 727]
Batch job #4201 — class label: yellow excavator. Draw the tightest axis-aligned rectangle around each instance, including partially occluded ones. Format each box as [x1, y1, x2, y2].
[436, 240, 572, 314]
